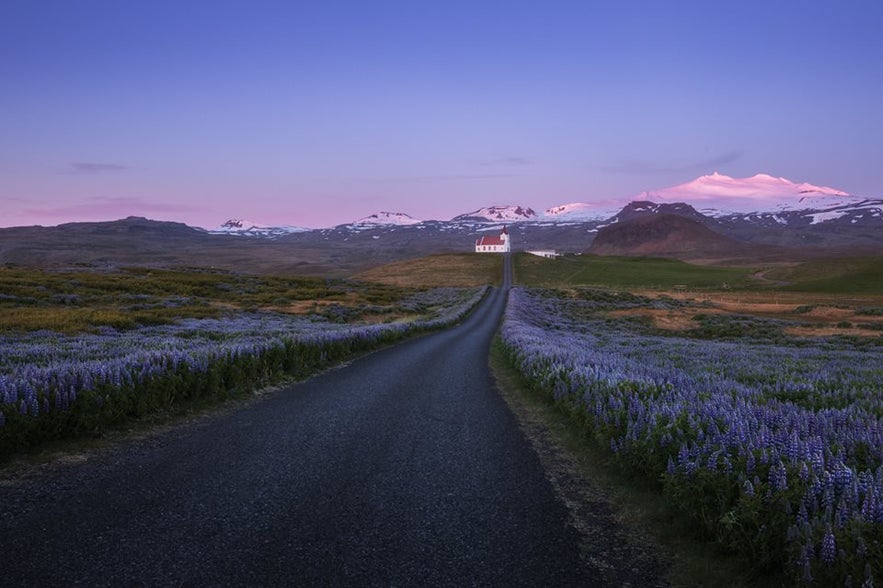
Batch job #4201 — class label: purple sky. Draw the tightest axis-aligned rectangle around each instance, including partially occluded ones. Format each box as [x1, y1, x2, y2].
[3, 1, 882, 229]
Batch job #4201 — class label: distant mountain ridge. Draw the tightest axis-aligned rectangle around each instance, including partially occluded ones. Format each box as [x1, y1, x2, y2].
[352, 212, 422, 226]
[209, 173, 875, 236]
[5, 173, 881, 274]
[3, 196, 883, 276]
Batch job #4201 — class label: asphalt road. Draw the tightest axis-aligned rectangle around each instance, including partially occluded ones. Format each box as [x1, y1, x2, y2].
[0, 255, 597, 586]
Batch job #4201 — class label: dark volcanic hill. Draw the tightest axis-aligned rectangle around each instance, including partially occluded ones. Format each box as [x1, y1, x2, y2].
[606, 201, 710, 224]
[588, 214, 788, 262]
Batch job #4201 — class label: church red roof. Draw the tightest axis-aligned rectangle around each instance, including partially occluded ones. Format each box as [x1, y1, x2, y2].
[475, 235, 505, 246]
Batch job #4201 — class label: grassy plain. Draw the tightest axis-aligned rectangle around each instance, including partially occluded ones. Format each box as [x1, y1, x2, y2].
[0, 266, 422, 334]
[514, 252, 755, 290]
[354, 253, 503, 287]
[765, 255, 883, 294]
[513, 252, 883, 336]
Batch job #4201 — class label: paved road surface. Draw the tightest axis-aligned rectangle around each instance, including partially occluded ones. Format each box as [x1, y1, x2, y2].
[0, 255, 597, 586]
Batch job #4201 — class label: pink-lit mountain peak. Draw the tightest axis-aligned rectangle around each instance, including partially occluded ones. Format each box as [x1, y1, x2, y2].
[673, 172, 846, 197]
[640, 172, 855, 214]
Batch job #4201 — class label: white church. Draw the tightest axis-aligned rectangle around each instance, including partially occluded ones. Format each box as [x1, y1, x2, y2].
[474, 226, 510, 253]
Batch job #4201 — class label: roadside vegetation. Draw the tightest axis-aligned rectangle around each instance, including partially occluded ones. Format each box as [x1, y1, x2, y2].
[501, 253, 883, 585]
[0, 265, 487, 458]
[489, 340, 778, 588]
[6, 251, 883, 585]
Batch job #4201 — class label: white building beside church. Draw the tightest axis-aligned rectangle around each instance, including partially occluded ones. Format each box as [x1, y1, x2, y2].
[474, 226, 510, 253]
[526, 250, 560, 259]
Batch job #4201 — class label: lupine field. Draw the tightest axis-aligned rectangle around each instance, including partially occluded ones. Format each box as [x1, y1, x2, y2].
[501, 286, 883, 586]
[0, 273, 486, 454]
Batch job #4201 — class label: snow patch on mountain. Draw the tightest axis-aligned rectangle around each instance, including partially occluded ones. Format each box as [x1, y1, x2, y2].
[808, 210, 849, 225]
[711, 195, 883, 228]
[352, 211, 422, 226]
[542, 202, 620, 222]
[211, 219, 311, 238]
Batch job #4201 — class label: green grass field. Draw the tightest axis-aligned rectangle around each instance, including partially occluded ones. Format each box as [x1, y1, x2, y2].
[514, 253, 757, 290]
[354, 251, 883, 295]
[765, 256, 883, 294]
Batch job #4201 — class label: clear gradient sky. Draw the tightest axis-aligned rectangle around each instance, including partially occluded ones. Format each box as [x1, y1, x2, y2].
[2, 1, 882, 229]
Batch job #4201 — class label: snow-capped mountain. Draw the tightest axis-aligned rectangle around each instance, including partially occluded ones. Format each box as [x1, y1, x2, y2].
[210, 219, 311, 238]
[629, 172, 883, 230]
[351, 211, 422, 226]
[536, 172, 873, 227]
[5, 172, 883, 272]
[451, 205, 537, 223]
[637, 172, 856, 216]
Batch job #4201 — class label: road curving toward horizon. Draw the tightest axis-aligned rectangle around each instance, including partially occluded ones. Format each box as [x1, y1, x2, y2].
[0, 254, 601, 586]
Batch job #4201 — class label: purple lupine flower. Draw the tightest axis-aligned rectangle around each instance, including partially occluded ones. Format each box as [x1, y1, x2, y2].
[773, 461, 788, 492]
[821, 527, 837, 565]
[493, 287, 883, 579]
[746, 451, 756, 475]
[1, 287, 487, 428]
[797, 499, 809, 525]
